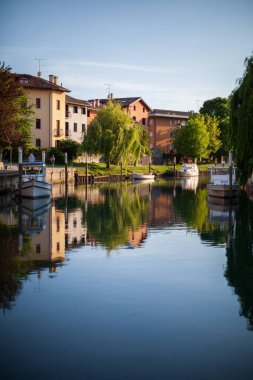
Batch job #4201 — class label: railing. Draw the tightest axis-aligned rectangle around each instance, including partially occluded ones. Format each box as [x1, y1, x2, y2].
[53, 129, 64, 137]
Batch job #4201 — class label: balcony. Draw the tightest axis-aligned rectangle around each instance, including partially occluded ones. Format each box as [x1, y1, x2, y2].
[53, 129, 64, 137]
[65, 111, 72, 118]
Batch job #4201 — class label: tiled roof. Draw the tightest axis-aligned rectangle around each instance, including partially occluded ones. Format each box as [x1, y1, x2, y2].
[89, 97, 152, 111]
[13, 74, 70, 92]
[66, 95, 91, 107]
[149, 109, 189, 118]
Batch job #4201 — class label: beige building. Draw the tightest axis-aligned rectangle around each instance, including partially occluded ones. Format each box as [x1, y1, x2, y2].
[14, 74, 70, 148]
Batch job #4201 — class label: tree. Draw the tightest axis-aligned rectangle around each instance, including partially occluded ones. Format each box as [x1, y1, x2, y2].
[200, 97, 230, 155]
[173, 113, 220, 160]
[229, 54, 253, 185]
[57, 139, 83, 162]
[83, 100, 150, 168]
[0, 62, 33, 159]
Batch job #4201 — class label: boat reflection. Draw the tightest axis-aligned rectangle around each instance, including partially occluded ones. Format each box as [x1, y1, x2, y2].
[180, 176, 199, 192]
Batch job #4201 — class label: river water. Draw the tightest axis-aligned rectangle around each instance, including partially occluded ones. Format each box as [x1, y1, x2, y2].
[0, 178, 253, 380]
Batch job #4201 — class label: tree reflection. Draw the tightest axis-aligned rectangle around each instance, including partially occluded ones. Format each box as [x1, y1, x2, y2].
[172, 187, 228, 245]
[0, 223, 33, 311]
[84, 184, 150, 251]
[225, 193, 253, 330]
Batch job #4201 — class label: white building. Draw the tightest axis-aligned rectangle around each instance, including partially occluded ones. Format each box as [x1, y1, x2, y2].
[65, 95, 91, 144]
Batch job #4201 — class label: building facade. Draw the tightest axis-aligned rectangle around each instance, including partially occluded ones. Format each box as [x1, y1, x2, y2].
[65, 95, 90, 143]
[14, 74, 70, 148]
[88, 96, 152, 131]
[148, 109, 189, 152]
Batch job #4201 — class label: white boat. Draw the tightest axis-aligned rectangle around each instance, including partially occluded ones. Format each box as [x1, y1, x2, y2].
[179, 163, 199, 177]
[207, 166, 239, 198]
[15, 161, 52, 199]
[132, 172, 155, 180]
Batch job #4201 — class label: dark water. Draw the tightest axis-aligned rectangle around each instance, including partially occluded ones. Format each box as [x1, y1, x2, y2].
[0, 178, 253, 380]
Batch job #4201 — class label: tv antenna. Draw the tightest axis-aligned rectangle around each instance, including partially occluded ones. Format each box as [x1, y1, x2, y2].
[105, 83, 114, 97]
[34, 58, 47, 77]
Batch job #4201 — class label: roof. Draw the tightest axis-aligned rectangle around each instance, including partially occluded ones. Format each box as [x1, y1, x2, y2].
[66, 95, 91, 107]
[149, 109, 189, 119]
[13, 74, 70, 92]
[88, 97, 152, 111]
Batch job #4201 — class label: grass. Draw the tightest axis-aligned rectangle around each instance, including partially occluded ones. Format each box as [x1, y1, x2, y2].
[73, 162, 210, 176]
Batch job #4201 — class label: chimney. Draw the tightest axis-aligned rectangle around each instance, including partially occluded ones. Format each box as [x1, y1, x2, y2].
[49, 75, 58, 84]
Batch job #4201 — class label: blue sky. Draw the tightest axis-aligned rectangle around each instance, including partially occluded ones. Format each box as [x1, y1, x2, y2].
[1, 0, 252, 111]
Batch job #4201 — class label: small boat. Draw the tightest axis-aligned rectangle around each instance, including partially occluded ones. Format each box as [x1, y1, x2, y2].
[132, 172, 155, 180]
[179, 163, 199, 177]
[15, 161, 52, 199]
[207, 166, 239, 198]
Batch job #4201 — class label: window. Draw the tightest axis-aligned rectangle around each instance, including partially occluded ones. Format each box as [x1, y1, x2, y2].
[74, 123, 77, 132]
[73, 218, 77, 228]
[56, 120, 60, 129]
[56, 100, 60, 110]
[36, 244, 41, 254]
[57, 242, 60, 251]
[133, 105, 136, 111]
[65, 122, 69, 136]
[142, 118, 146, 125]
[143, 107, 145, 112]
[82, 107, 86, 115]
[36, 139, 41, 147]
[36, 98, 41, 108]
[73, 105, 78, 113]
[133, 116, 136, 121]
[87, 110, 90, 117]
[19, 78, 29, 84]
[56, 217, 60, 232]
[36, 119, 41, 129]
[82, 124, 86, 133]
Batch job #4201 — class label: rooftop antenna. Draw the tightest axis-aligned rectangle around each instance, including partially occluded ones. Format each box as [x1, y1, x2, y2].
[105, 83, 114, 98]
[34, 58, 47, 77]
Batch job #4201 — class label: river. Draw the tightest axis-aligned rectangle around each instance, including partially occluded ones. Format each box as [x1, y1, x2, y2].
[0, 177, 253, 380]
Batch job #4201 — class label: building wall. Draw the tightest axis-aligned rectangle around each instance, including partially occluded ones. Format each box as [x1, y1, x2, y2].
[65, 103, 87, 143]
[148, 116, 188, 152]
[126, 100, 149, 132]
[27, 89, 67, 148]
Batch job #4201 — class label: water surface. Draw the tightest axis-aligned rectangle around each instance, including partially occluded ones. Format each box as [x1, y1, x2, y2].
[0, 178, 253, 380]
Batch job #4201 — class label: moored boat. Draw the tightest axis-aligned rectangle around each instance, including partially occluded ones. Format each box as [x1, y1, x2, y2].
[207, 166, 239, 198]
[15, 161, 52, 199]
[179, 163, 199, 177]
[132, 172, 155, 180]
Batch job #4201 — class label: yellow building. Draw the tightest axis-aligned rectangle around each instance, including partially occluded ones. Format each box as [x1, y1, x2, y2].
[14, 74, 70, 148]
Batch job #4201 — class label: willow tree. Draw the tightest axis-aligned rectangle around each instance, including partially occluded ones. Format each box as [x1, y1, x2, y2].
[229, 54, 253, 185]
[83, 100, 150, 168]
[0, 62, 33, 160]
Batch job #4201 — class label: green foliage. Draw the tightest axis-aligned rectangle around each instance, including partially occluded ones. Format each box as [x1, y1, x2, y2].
[47, 147, 64, 164]
[0, 62, 33, 155]
[174, 114, 220, 160]
[229, 54, 253, 184]
[200, 97, 230, 155]
[83, 100, 150, 167]
[57, 139, 83, 161]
